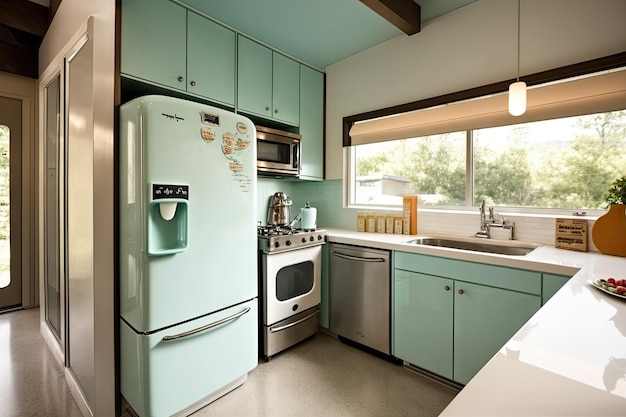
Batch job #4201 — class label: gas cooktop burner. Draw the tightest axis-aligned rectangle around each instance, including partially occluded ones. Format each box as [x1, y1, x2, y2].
[257, 225, 299, 236]
[258, 226, 326, 253]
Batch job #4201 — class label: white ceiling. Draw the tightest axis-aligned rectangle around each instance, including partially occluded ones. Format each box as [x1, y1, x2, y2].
[178, 0, 478, 69]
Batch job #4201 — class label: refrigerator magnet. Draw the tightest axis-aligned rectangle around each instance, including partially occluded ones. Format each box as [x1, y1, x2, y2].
[201, 127, 215, 143]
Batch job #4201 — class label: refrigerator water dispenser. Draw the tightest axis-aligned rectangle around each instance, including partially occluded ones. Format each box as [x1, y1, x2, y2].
[147, 184, 189, 255]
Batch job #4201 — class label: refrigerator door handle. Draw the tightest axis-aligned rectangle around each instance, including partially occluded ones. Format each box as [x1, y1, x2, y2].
[270, 309, 319, 333]
[162, 306, 251, 342]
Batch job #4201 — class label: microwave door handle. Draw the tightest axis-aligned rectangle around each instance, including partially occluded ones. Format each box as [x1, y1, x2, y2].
[293, 142, 300, 170]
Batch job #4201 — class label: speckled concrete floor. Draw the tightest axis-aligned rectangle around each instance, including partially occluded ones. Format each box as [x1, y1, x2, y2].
[4, 308, 457, 417]
[189, 332, 458, 417]
[0, 307, 83, 417]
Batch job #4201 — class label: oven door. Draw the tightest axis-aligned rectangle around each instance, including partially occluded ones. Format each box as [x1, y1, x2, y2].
[261, 245, 321, 326]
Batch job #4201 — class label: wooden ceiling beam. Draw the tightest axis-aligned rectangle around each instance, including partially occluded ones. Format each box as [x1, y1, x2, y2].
[0, 0, 49, 37]
[0, 37, 38, 78]
[0, 0, 51, 79]
[360, 0, 421, 35]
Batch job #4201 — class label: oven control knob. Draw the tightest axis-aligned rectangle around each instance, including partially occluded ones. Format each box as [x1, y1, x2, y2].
[286, 240, 292, 246]
[301, 237, 307, 243]
[292, 304, 298, 312]
[309, 236, 314, 242]
[274, 242, 280, 249]
[317, 235, 323, 240]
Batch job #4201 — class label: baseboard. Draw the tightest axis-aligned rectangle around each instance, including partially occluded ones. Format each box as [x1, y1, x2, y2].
[337, 335, 402, 365]
[65, 368, 94, 417]
[403, 362, 464, 391]
[40, 321, 64, 369]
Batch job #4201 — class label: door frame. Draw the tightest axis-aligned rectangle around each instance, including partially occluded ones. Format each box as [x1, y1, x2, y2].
[0, 96, 23, 310]
[0, 72, 38, 310]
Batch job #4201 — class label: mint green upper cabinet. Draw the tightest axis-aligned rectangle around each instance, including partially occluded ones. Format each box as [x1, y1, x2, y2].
[187, 11, 235, 106]
[121, 0, 236, 106]
[542, 273, 571, 305]
[237, 36, 273, 118]
[453, 281, 541, 384]
[272, 53, 300, 125]
[299, 66, 324, 180]
[237, 36, 300, 126]
[121, 0, 187, 90]
[394, 269, 453, 379]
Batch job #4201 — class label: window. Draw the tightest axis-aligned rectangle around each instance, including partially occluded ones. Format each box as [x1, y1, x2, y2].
[349, 110, 626, 211]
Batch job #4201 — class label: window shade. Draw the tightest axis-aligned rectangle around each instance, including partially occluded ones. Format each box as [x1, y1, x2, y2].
[349, 67, 626, 146]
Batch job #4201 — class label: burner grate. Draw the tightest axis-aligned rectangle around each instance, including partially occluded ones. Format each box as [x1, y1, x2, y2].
[258, 227, 327, 253]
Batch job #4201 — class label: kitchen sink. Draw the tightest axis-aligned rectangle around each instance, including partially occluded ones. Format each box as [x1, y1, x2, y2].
[405, 237, 539, 256]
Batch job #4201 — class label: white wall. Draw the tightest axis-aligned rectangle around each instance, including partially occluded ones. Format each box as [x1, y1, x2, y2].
[39, 1, 116, 416]
[325, 0, 626, 179]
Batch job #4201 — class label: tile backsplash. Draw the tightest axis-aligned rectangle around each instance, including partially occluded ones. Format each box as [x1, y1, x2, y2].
[258, 178, 599, 251]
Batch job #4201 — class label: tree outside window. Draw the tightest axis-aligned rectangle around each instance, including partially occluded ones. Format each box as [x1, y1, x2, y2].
[352, 110, 626, 210]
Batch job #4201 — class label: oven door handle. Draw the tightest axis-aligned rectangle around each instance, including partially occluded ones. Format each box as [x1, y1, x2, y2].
[270, 309, 319, 333]
[331, 251, 386, 262]
[162, 306, 251, 342]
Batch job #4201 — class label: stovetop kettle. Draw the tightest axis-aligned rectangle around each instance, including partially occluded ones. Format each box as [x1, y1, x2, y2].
[267, 192, 292, 226]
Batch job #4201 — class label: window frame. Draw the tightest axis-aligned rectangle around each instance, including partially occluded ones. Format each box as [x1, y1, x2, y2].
[342, 52, 626, 219]
[346, 116, 623, 218]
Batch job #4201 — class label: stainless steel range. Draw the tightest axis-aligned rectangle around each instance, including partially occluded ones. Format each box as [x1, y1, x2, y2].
[258, 225, 327, 253]
[258, 225, 327, 359]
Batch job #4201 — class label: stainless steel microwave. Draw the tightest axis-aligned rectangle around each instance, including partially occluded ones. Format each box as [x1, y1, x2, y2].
[256, 126, 301, 177]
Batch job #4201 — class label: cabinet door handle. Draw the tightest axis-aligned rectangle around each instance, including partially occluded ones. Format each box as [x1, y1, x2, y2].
[444, 285, 450, 291]
[458, 289, 464, 294]
[189, 80, 196, 86]
[177, 76, 184, 83]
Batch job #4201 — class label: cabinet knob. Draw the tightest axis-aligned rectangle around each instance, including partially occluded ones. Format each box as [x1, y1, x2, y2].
[177, 76, 184, 83]
[189, 80, 196, 87]
[274, 109, 279, 114]
[444, 285, 450, 291]
[458, 289, 464, 294]
[265, 106, 270, 111]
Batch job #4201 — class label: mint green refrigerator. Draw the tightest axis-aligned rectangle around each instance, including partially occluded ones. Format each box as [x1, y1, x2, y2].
[119, 95, 258, 417]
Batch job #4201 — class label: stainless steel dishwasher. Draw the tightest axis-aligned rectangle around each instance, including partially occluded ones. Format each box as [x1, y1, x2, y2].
[329, 243, 391, 354]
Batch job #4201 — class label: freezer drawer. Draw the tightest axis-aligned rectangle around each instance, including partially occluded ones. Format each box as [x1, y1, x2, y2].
[121, 299, 258, 417]
[329, 243, 391, 354]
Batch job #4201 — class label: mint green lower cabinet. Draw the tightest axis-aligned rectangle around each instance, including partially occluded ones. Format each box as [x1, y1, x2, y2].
[542, 273, 571, 305]
[394, 270, 453, 379]
[453, 281, 541, 384]
[393, 251, 543, 385]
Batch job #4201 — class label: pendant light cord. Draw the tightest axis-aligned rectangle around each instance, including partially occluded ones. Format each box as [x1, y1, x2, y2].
[516, 0, 521, 82]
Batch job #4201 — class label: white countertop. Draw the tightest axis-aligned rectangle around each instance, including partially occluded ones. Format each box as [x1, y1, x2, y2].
[325, 229, 626, 416]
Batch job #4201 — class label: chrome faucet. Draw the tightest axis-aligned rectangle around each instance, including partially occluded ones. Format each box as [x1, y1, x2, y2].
[475, 200, 490, 238]
[475, 200, 516, 240]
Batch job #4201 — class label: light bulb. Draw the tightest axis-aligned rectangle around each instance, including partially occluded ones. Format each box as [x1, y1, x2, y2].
[508, 81, 527, 116]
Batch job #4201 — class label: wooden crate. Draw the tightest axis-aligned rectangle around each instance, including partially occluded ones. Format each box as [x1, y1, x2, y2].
[555, 218, 587, 252]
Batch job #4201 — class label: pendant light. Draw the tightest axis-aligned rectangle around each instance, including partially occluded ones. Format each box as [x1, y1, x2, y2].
[509, 0, 526, 116]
